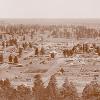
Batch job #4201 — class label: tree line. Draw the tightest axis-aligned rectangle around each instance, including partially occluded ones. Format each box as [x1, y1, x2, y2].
[0, 24, 100, 39]
[0, 74, 99, 100]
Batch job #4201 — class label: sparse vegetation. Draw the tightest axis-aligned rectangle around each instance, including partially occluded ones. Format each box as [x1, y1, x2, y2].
[0, 22, 100, 100]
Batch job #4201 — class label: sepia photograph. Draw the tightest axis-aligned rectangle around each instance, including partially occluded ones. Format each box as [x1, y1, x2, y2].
[0, 0, 100, 100]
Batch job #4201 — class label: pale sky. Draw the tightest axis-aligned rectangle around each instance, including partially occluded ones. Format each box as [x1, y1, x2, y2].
[0, 0, 99, 18]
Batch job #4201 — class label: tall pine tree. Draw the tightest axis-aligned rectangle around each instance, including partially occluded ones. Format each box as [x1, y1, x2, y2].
[33, 74, 45, 100]
[46, 75, 58, 100]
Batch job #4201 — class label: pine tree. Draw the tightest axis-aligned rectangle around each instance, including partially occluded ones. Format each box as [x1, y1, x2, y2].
[46, 75, 58, 100]
[2, 79, 13, 100]
[62, 78, 79, 100]
[14, 56, 18, 64]
[82, 80, 100, 100]
[9, 54, 13, 63]
[3, 79, 11, 88]
[40, 47, 45, 55]
[35, 48, 39, 56]
[33, 74, 45, 100]
[17, 84, 32, 100]
[0, 54, 3, 63]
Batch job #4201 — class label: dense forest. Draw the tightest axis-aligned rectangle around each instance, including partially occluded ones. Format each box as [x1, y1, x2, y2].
[0, 24, 100, 39]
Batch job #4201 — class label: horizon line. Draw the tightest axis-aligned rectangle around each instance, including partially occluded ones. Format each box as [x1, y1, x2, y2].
[0, 18, 100, 19]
